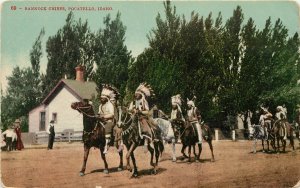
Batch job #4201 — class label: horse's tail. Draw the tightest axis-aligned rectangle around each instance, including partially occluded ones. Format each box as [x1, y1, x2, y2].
[158, 139, 164, 157]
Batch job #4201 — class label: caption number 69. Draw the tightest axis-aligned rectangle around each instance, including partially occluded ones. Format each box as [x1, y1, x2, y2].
[11, 6, 17, 10]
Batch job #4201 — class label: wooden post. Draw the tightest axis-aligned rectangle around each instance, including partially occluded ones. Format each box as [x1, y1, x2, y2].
[215, 129, 219, 141]
[232, 130, 236, 141]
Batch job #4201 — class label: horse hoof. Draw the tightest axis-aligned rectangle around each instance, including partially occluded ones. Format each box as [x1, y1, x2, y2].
[131, 171, 138, 178]
[152, 169, 157, 175]
[118, 167, 123, 172]
[172, 158, 177, 162]
[103, 169, 109, 174]
[79, 172, 85, 176]
[211, 158, 215, 162]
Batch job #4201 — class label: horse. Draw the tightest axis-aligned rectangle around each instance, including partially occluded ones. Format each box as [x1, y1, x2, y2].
[272, 120, 295, 153]
[172, 120, 215, 163]
[153, 118, 177, 162]
[117, 106, 164, 177]
[71, 101, 123, 176]
[249, 124, 265, 153]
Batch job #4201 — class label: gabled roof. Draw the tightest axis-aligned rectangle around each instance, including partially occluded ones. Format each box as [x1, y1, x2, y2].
[42, 79, 98, 105]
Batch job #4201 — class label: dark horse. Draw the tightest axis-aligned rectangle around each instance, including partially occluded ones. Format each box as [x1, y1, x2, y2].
[272, 120, 295, 153]
[71, 101, 123, 176]
[117, 106, 164, 177]
[173, 120, 215, 162]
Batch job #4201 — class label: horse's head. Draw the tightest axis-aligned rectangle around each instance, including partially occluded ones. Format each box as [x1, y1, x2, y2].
[71, 101, 94, 116]
[117, 106, 136, 129]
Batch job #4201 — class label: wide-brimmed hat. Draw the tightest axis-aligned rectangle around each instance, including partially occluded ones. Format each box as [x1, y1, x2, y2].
[14, 119, 21, 123]
[50, 120, 55, 123]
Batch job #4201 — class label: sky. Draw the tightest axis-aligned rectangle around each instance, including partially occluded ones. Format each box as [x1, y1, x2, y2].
[1, 0, 300, 93]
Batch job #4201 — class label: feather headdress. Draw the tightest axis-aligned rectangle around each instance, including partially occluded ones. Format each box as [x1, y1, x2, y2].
[100, 84, 120, 101]
[135, 82, 155, 98]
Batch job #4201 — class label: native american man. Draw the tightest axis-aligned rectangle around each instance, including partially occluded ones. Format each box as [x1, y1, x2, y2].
[98, 84, 119, 154]
[128, 83, 156, 152]
[186, 96, 202, 144]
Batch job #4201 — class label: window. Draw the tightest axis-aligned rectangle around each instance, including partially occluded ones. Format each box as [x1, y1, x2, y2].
[40, 112, 46, 131]
[52, 113, 57, 123]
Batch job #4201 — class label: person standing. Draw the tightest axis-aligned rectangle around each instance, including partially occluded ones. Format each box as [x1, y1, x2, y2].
[14, 119, 24, 150]
[47, 120, 55, 150]
[2, 126, 16, 151]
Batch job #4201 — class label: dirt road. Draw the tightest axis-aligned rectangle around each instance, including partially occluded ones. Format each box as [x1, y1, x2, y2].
[1, 140, 300, 188]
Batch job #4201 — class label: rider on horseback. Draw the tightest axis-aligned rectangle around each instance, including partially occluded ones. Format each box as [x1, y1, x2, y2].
[170, 94, 185, 143]
[98, 84, 119, 154]
[275, 105, 288, 140]
[187, 96, 202, 144]
[259, 107, 272, 141]
[128, 83, 156, 152]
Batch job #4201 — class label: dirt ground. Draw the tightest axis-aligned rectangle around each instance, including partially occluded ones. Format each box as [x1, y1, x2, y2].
[1, 140, 300, 188]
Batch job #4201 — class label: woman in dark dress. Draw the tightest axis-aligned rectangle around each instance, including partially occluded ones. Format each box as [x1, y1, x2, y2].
[14, 119, 24, 150]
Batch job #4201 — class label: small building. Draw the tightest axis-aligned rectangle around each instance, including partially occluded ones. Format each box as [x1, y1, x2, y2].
[28, 65, 98, 135]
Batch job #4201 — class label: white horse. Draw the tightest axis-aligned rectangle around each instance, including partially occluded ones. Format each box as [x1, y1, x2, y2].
[249, 124, 264, 153]
[153, 118, 177, 162]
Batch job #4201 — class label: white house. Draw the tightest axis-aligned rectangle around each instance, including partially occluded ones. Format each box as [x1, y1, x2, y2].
[28, 65, 98, 134]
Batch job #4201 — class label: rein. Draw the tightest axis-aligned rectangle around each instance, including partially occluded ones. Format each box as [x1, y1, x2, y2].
[75, 104, 102, 134]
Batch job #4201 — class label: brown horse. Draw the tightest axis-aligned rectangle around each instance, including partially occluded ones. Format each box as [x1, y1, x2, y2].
[272, 120, 295, 153]
[173, 120, 215, 163]
[71, 101, 123, 176]
[117, 106, 164, 177]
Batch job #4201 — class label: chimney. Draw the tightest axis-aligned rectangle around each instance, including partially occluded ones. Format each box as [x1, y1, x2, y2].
[75, 65, 85, 82]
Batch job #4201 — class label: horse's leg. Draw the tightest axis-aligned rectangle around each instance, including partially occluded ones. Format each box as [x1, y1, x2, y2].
[148, 142, 155, 167]
[193, 144, 198, 162]
[262, 139, 265, 152]
[253, 138, 257, 154]
[152, 142, 160, 175]
[181, 144, 188, 159]
[276, 137, 280, 153]
[290, 136, 295, 151]
[126, 142, 136, 172]
[118, 149, 123, 171]
[80, 144, 90, 176]
[100, 145, 109, 174]
[130, 149, 138, 177]
[188, 145, 191, 162]
[282, 139, 286, 153]
[208, 141, 215, 162]
[171, 138, 176, 162]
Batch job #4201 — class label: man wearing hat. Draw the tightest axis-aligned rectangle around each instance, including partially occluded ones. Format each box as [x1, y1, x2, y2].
[187, 96, 202, 144]
[129, 83, 156, 152]
[98, 84, 119, 154]
[47, 120, 55, 150]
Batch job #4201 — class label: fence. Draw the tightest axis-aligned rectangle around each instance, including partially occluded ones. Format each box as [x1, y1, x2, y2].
[35, 130, 82, 144]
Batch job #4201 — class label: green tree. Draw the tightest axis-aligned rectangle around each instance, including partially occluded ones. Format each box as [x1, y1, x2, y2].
[43, 12, 95, 97]
[93, 12, 132, 99]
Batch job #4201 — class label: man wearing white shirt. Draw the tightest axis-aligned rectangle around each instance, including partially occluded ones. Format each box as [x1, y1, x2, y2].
[2, 126, 16, 151]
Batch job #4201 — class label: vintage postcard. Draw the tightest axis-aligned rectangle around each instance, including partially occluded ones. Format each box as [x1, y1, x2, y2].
[1, 0, 300, 187]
